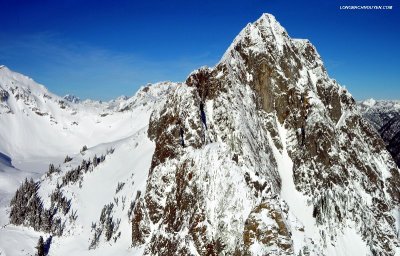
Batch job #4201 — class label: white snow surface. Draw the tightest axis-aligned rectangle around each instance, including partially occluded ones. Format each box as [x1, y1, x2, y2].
[0, 66, 173, 167]
[0, 65, 176, 255]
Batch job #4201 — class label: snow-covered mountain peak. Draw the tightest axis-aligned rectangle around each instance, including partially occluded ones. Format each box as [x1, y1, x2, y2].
[63, 94, 81, 104]
[0, 65, 69, 119]
[253, 13, 287, 37]
[221, 13, 291, 64]
[219, 13, 328, 98]
[118, 81, 177, 112]
[359, 98, 400, 111]
[0, 65, 50, 96]
[360, 98, 377, 107]
[136, 13, 400, 255]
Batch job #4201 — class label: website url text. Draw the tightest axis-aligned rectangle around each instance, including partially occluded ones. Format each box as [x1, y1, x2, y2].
[339, 5, 393, 10]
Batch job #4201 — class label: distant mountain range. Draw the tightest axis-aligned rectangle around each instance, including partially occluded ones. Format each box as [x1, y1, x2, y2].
[358, 99, 400, 167]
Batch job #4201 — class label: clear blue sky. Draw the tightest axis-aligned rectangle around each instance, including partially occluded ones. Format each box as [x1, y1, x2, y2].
[0, 0, 399, 100]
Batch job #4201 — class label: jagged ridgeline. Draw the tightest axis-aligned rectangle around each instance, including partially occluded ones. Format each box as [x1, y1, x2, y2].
[4, 13, 400, 256]
[132, 14, 400, 255]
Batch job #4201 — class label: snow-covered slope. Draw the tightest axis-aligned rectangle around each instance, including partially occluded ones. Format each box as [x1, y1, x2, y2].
[0, 65, 173, 169]
[358, 99, 400, 167]
[0, 152, 29, 225]
[0, 66, 176, 255]
[1, 13, 399, 256]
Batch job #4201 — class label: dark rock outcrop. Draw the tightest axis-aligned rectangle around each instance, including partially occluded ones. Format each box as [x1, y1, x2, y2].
[131, 14, 400, 255]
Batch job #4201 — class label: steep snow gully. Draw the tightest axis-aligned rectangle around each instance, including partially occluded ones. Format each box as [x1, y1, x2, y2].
[0, 13, 399, 256]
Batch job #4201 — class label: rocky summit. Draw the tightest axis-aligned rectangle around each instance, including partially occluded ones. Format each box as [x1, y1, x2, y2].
[132, 14, 400, 255]
[0, 13, 399, 256]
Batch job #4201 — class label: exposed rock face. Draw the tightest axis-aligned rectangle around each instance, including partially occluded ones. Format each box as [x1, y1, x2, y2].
[132, 14, 400, 255]
[0, 89, 9, 102]
[243, 201, 293, 255]
[359, 99, 400, 167]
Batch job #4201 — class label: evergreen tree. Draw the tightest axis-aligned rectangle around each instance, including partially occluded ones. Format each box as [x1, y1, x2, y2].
[49, 164, 55, 173]
[36, 236, 45, 256]
[64, 155, 72, 163]
[93, 155, 98, 167]
[80, 145, 88, 153]
[42, 209, 53, 233]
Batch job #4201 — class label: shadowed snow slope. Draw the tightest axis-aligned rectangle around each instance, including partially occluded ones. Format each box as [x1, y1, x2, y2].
[0, 13, 399, 256]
